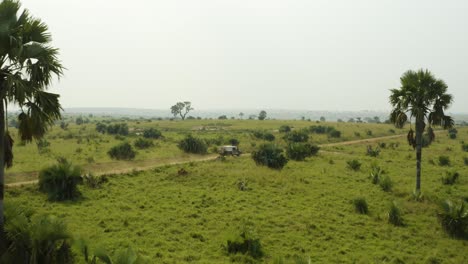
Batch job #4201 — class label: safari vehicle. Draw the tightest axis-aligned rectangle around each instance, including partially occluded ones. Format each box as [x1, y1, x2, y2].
[219, 145, 241, 156]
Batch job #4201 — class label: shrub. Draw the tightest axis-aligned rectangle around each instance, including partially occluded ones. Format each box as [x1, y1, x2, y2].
[278, 125, 291, 133]
[225, 224, 264, 259]
[388, 202, 404, 226]
[464, 157, 468, 166]
[106, 123, 129, 135]
[229, 138, 240, 146]
[252, 130, 275, 141]
[252, 144, 288, 170]
[366, 146, 380, 157]
[379, 176, 393, 192]
[347, 159, 361, 171]
[438, 200, 468, 239]
[178, 135, 208, 154]
[366, 130, 373, 136]
[82, 173, 108, 189]
[462, 143, 468, 152]
[438, 156, 450, 166]
[39, 158, 83, 201]
[353, 198, 368, 214]
[96, 122, 107, 133]
[286, 143, 319, 161]
[283, 130, 309, 142]
[309, 125, 335, 134]
[108, 142, 136, 160]
[448, 128, 458, 139]
[36, 138, 50, 153]
[3, 206, 73, 263]
[328, 129, 341, 138]
[370, 165, 385, 184]
[442, 171, 459, 185]
[143, 128, 162, 139]
[134, 138, 154, 149]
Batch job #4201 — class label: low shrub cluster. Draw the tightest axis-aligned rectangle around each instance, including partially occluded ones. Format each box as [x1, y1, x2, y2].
[134, 138, 154, 149]
[347, 159, 361, 171]
[388, 202, 404, 226]
[438, 156, 451, 166]
[39, 158, 83, 201]
[96, 122, 129, 135]
[283, 130, 309, 142]
[225, 224, 264, 260]
[252, 130, 275, 141]
[108, 142, 136, 160]
[309, 125, 341, 138]
[178, 135, 208, 154]
[353, 198, 368, 214]
[462, 143, 468, 152]
[143, 128, 162, 139]
[252, 143, 288, 170]
[366, 146, 380, 157]
[278, 125, 291, 133]
[286, 143, 319, 161]
[442, 171, 459, 185]
[82, 173, 108, 189]
[438, 200, 468, 239]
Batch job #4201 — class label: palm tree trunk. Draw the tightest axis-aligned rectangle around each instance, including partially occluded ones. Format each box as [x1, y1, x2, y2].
[415, 118, 423, 192]
[0, 100, 5, 249]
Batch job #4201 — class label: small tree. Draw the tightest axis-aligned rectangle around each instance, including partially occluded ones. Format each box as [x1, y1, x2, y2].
[239, 112, 244, 119]
[258, 110, 267, 121]
[286, 143, 319, 161]
[170, 101, 193, 120]
[283, 130, 309, 142]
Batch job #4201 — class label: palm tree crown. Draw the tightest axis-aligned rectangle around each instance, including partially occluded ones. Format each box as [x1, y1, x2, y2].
[389, 69, 453, 130]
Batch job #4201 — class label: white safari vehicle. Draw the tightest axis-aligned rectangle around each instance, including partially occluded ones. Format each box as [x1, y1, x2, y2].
[219, 145, 241, 156]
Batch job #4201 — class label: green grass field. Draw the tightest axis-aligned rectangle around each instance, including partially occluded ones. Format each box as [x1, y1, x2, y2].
[5, 120, 468, 263]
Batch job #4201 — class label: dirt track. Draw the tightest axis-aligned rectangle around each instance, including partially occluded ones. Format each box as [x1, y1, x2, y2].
[5, 132, 417, 188]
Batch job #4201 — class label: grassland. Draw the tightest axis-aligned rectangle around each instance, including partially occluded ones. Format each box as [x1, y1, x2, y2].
[4, 119, 468, 263]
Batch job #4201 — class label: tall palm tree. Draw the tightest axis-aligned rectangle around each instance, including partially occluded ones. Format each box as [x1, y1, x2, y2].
[389, 69, 453, 193]
[0, 0, 64, 246]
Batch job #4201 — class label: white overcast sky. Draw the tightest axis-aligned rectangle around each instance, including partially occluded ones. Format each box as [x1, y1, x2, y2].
[21, 0, 468, 112]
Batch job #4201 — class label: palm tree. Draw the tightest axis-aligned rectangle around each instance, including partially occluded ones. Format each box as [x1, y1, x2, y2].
[0, 0, 64, 245]
[389, 69, 453, 193]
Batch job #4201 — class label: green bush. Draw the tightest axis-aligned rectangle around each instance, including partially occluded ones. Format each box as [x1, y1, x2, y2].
[309, 125, 335, 134]
[106, 123, 129, 135]
[464, 157, 468, 166]
[388, 202, 404, 226]
[462, 143, 468, 152]
[438, 156, 451, 166]
[353, 198, 368, 214]
[370, 165, 385, 184]
[366, 146, 380, 157]
[252, 130, 275, 141]
[347, 159, 361, 171]
[178, 135, 208, 154]
[379, 176, 393, 192]
[225, 224, 264, 259]
[3, 206, 73, 263]
[283, 130, 309, 142]
[39, 158, 83, 201]
[108, 142, 136, 160]
[442, 171, 459, 185]
[328, 129, 341, 138]
[278, 125, 291, 133]
[286, 143, 319, 161]
[252, 144, 288, 170]
[366, 130, 373, 136]
[448, 128, 458, 139]
[134, 138, 154, 149]
[143, 128, 162, 139]
[438, 200, 468, 239]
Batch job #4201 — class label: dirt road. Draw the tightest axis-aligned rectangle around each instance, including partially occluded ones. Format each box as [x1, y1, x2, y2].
[5, 132, 422, 187]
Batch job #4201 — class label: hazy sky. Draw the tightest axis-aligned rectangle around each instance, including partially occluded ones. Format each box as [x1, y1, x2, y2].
[21, 0, 468, 112]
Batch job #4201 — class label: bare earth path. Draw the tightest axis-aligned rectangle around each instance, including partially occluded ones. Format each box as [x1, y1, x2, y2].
[5, 132, 419, 187]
